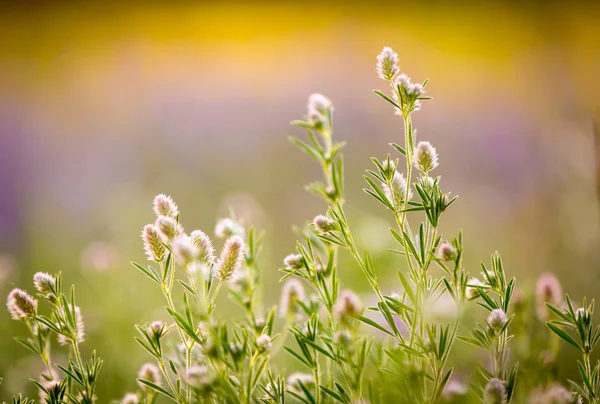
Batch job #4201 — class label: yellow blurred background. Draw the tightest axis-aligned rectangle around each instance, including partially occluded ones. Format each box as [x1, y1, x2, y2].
[1, 1, 599, 399]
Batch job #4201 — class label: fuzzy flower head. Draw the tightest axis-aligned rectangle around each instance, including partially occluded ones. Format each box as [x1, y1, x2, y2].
[313, 214, 337, 233]
[279, 278, 306, 318]
[138, 363, 162, 392]
[155, 216, 183, 241]
[214, 218, 245, 240]
[483, 378, 506, 404]
[335, 290, 363, 323]
[413, 141, 439, 172]
[466, 277, 485, 300]
[256, 334, 272, 352]
[58, 305, 84, 345]
[191, 229, 216, 266]
[152, 194, 179, 218]
[172, 234, 199, 267]
[149, 321, 169, 339]
[7, 288, 37, 320]
[186, 365, 215, 391]
[307, 93, 332, 128]
[141, 224, 166, 262]
[383, 171, 412, 209]
[392, 74, 424, 114]
[535, 272, 563, 321]
[33, 272, 57, 298]
[487, 309, 507, 330]
[376, 46, 400, 81]
[283, 253, 304, 270]
[121, 393, 140, 404]
[215, 235, 245, 281]
[436, 242, 457, 262]
[287, 372, 315, 395]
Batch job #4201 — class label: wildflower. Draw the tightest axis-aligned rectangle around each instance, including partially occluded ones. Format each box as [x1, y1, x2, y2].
[483, 378, 506, 404]
[215, 235, 245, 281]
[58, 305, 84, 345]
[186, 365, 214, 391]
[335, 290, 363, 322]
[141, 224, 166, 262]
[376, 46, 400, 80]
[392, 74, 424, 113]
[487, 309, 507, 330]
[38, 379, 63, 403]
[256, 334, 272, 352]
[172, 234, 199, 266]
[413, 141, 439, 172]
[149, 321, 169, 338]
[436, 242, 457, 262]
[442, 378, 468, 399]
[535, 272, 563, 321]
[283, 253, 304, 270]
[287, 372, 315, 394]
[122, 393, 140, 404]
[33, 272, 56, 298]
[214, 217, 245, 239]
[279, 279, 305, 318]
[383, 171, 412, 208]
[408, 83, 424, 97]
[381, 158, 397, 177]
[152, 194, 179, 218]
[155, 216, 183, 240]
[191, 229, 216, 266]
[334, 329, 352, 347]
[307, 93, 332, 128]
[6, 288, 37, 320]
[466, 278, 485, 299]
[313, 214, 337, 232]
[138, 363, 162, 391]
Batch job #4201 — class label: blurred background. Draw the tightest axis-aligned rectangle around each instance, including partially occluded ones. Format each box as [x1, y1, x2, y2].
[1, 1, 599, 400]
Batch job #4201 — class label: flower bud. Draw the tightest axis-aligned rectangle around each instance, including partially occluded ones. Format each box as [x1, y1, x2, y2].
[466, 278, 485, 300]
[215, 236, 245, 281]
[6, 288, 37, 320]
[413, 141, 439, 172]
[141, 224, 166, 262]
[483, 378, 506, 404]
[383, 171, 412, 209]
[33, 272, 57, 298]
[436, 242, 457, 262]
[487, 309, 507, 330]
[376, 47, 400, 81]
[256, 334, 272, 352]
[149, 321, 168, 338]
[152, 194, 179, 218]
[313, 215, 337, 233]
[283, 254, 304, 270]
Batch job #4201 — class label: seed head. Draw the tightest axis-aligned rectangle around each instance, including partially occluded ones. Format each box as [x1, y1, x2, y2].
[215, 235, 245, 281]
[483, 378, 506, 404]
[138, 363, 162, 391]
[154, 216, 183, 241]
[535, 272, 563, 321]
[122, 393, 140, 404]
[436, 242, 457, 262]
[141, 224, 166, 262]
[172, 235, 199, 266]
[191, 230, 216, 266]
[152, 194, 179, 218]
[7, 288, 37, 320]
[376, 46, 400, 81]
[279, 279, 306, 318]
[33, 272, 57, 298]
[214, 218, 245, 239]
[256, 334, 272, 352]
[487, 309, 507, 330]
[283, 253, 304, 270]
[383, 171, 412, 208]
[335, 290, 363, 322]
[58, 305, 85, 345]
[313, 214, 337, 233]
[413, 141, 439, 172]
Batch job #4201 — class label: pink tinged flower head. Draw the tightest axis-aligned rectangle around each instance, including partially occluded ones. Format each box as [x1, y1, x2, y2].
[215, 235, 245, 281]
[186, 365, 214, 390]
[436, 242, 457, 262]
[58, 305, 84, 345]
[413, 141, 439, 172]
[287, 373, 315, 395]
[466, 277, 485, 300]
[283, 253, 304, 270]
[138, 363, 162, 391]
[172, 234, 199, 266]
[383, 171, 412, 208]
[256, 334, 272, 352]
[214, 218, 245, 240]
[7, 288, 37, 320]
[313, 214, 337, 233]
[152, 194, 179, 218]
[279, 278, 306, 318]
[535, 272, 563, 321]
[335, 290, 363, 322]
[33, 272, 57, 298]
[407, 83, 424, 97]
[191, 229, 216, 266]
[122, 393, 140, 404]
[141, 224, 166, 262]
[487, 309, 507, 330]
[307, 93, 332, 127]
[483, 378, 506, 404]
[376, 46, 400, 80]
[154, 216, 183, 241]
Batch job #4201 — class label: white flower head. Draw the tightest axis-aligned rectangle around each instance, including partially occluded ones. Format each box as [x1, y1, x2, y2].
[152, 194, 179, 218]
[7, 288, 37, 320]
[383, 171, 412, 209]
[376, 46, 400, 80]
[413, 141, 439, 172]
[215, 235, 245, 281]
[155, 216, 183, 241]
[487, 309, 507, 330]
[141, 224, 166, 262]
[214, 218, 245, 240]
[138, 363, 162, 391]
[172, 234, 199, 266]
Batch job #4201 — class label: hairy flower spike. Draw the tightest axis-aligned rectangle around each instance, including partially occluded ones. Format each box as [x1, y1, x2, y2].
[33, 272, 56, 298]
[7, 288, 37, 320]
[172, 234, 199, 266]
[155, 216, 183, 241]
[214, 218, 245, 239]
[141, 224, 166, 262]
[279, 279, 306, 318]
[487, 309, 507, 330]
[191, 229, 216, 266]
[313, 214, 337, 233]
[376, 46, 400, 81]
[483, 378, 506, 404]
[138, 363, 162, 391]
[413, 141, 439, 172]
[436, 242, 457, 262]
[215, 235, 245, 281]
[152, 194, 179, 218]
[58, 305, 84, 345]
[383, 171, 412, 209]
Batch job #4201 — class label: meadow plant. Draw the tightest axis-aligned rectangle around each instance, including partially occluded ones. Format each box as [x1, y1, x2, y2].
[2, 46, 591, 404]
